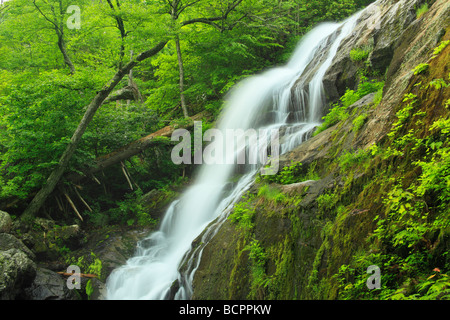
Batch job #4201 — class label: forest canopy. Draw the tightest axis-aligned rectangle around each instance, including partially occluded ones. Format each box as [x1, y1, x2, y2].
[0, 0, 375, 220]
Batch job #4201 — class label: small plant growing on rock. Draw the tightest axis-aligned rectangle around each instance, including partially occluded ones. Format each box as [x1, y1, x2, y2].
[413, 63, 429, 75]
[416, 3, 429, 19]
[350, 47, 370, 62]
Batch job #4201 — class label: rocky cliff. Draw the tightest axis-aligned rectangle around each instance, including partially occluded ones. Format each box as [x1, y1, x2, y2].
[191, 0, 450, 300]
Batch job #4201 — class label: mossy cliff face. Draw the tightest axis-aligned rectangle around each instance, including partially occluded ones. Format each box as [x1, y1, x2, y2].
[192, 0, 450, 300]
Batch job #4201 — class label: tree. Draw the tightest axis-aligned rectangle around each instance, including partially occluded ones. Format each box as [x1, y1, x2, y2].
[32, 0, 77, 74]
[19, 0, 267, 219]
[1, 0, 375, 220]
[166, 0, 246, 118]
[105, 0, 127, 69]
[21, 40, 168, 221]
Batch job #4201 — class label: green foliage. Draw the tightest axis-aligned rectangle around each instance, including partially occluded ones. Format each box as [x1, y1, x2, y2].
[350, 47, 370, 62]
[317, 191, 340, 217]
[0, 70, 100, 200]
[0, 0, 380, 226]
[314, 103, 350, 135]
[416, 3, 429, 19]
[352, 113, 368, 132]
[334, 57, 450, 300]
[315, 76, 384, 135]
[414, 273, 450, 300]
[432, 40, 450, 57]
[257, 184, 287, 204]
[228, 193, 256, 231]
[262, 161, 319, 185]
[427, 78, 449, 90]
[65, 251, 103, 299]
[246, 239, 269, 298]
[338, 148, 370, 172]
[413, 63, 429, 75]
[98, 190, 158, 227]
[373, 87, 383, 106]
[387, 93, 418, 139]
[85, 279, 94, 300]
[357, 76, 385, 97]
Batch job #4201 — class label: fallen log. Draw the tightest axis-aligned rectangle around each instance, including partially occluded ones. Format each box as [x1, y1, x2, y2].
[57, 272, 97, 278]
[66, 112, 207, 183]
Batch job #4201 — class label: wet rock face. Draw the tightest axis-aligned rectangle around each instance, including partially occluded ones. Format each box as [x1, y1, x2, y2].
[322, 0, 421, 103]
[190, 0, 450, 300]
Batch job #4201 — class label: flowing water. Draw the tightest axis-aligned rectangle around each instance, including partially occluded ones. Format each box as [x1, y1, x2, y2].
[106, 10, 363, 300]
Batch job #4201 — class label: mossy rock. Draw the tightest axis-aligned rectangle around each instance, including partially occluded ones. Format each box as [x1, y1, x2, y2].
[0, 249, 37, 299]
[0, 211, 12, 234]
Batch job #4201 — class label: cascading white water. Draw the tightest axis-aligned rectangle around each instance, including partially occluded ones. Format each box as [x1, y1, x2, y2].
[106, 10, 362, 300]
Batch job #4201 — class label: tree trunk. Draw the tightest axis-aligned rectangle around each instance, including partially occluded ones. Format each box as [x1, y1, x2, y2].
[57, 31, 76, 74]
[21, 40, 168, 221]
[175, 35, 189, 118]
[106, 0, 126, 69]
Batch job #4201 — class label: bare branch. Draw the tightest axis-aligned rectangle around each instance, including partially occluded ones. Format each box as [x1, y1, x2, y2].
[32, 0, 60, 33]
[180, 0, 244, 30]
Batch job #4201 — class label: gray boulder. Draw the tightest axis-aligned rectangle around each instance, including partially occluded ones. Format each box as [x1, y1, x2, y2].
[0, 211, 12, 234]
[0, 249, 37, 299]
[24, 267, 79, 300]
[0, 233, 35, 260]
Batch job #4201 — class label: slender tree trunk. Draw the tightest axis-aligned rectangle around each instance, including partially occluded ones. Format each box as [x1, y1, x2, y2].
[21, 40, 168, 221]
[106, 0, 126, 69]
[56, 0, 75, 74]
[128, 50, 143, 104]
[57, 31, 76, 74]
[175, 35, 188, 118]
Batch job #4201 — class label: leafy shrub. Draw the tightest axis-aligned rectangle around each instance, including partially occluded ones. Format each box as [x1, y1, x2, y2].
[314, 76, 384, 135]
[413, 63, 429, 75]
[416, 3, 429, 19]
[350, 47, 370, 62]
[262, 161, 319, 185]
[373, 87, 383, 106]
[228, 194, 255, 230]
[246, 239, 269, 296]
[357, 76, 384, 97]
[432, 40, 450, 57]
[314, 103, 350, 135]
[338, 149, 370, 171]
[352, 113, 368, 132]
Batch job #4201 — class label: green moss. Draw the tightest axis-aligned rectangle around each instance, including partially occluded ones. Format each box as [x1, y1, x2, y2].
[352, 113, 368, 133]
[416, 3, 428, 19]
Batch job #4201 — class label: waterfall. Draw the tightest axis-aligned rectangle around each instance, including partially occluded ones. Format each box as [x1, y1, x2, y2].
[106, 10, 362, 300]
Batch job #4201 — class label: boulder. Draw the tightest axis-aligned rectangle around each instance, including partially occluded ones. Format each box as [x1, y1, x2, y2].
[23, 267, 79, 300]
[0, 233, 35, 260]
[0, 249, 37, 299]
[0, 211, 12, 234]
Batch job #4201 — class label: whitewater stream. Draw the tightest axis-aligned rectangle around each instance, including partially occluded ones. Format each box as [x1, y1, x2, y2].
[106, 9, 363, 300]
